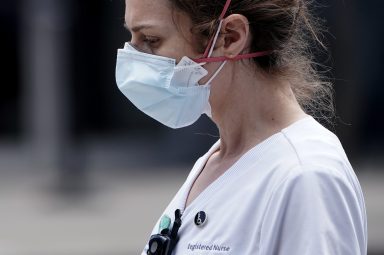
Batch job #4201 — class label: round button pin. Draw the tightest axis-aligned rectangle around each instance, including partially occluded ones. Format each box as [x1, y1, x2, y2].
[194, 211, 207, 227]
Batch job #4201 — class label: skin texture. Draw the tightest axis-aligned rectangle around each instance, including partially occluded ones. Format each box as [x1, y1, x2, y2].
[125, 0, 307, 208]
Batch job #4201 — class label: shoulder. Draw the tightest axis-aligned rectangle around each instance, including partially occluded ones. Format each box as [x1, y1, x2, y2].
[271, 164, 355, 200]
[255, 117, 356, 193]
[260, 164, 367, 255]
[278, 117, 352, 175]
[281, 117, 345, 158]
[272, 160, 366, 221]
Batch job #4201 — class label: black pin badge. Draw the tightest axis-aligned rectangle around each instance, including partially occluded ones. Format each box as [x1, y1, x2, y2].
[194, 211, 207, 227]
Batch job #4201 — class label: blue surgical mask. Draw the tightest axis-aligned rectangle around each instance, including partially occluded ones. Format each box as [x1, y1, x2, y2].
[115, 43, 224, 128]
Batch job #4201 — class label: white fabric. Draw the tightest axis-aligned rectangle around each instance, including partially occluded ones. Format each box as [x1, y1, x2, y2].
[142, 116, 367, 255]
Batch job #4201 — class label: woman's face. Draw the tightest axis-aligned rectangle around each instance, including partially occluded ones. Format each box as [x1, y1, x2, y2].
[124, 0, 200, 62]
[124, 0, 233, 117]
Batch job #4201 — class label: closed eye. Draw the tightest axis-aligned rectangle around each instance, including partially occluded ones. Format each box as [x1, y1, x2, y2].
[143, 36, 160, 45]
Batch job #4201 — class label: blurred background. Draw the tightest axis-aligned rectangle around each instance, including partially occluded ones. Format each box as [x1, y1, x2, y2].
[0, 0, 383, 254]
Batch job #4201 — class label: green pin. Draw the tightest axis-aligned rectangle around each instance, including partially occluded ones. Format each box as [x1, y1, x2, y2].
[159, 214, 171, 233]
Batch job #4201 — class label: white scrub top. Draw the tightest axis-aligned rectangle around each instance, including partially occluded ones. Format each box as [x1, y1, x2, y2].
[142, 116, 368, 255]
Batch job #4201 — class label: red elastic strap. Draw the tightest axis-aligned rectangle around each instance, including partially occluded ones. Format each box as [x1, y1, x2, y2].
[202, 37, 215, 58]
[202, 0, 232, 58]
[195, 51, 272, 64]
[219, 0, 232, 19]
[200, 0, 272, 63]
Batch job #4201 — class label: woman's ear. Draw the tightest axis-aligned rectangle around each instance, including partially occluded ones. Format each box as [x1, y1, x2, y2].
[220, 14, 250, 59]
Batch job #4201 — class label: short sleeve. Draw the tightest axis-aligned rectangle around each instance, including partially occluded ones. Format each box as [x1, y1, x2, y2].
[259, 166, 367, 255]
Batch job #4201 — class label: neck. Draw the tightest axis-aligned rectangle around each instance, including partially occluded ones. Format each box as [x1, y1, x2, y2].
[211, 64, 307, 160]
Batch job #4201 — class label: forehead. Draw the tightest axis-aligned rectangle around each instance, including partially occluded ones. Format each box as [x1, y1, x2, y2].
[125, 0, 173, 29]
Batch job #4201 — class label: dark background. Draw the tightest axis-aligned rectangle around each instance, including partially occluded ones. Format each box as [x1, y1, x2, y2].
[1, 0, 383, 164]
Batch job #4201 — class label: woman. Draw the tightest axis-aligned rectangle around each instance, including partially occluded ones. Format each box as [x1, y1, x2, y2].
[116, 0, 367, 254]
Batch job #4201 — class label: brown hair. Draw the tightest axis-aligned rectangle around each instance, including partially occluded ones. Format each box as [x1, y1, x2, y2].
[169, 0, 334, 124]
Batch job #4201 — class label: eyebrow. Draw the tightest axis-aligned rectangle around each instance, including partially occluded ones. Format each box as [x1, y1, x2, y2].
[124, 22, 155, 33]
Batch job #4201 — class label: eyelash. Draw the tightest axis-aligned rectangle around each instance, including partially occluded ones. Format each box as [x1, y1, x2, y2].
[130, 34, 160, 53]
[142, 36, 159, 45]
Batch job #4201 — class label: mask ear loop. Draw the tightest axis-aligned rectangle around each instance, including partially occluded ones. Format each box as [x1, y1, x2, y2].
[206, 20, 224, 58]
[203, 60, 227, 85]
[196, 0, 272, 65]
[202, 0, 232, 58]
[199, 0, 232, 85]
[202, 19, 227, 85]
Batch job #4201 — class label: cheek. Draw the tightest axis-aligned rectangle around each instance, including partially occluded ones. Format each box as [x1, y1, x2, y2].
[153, 19, 199, 61]
[156, 38, 198, 62]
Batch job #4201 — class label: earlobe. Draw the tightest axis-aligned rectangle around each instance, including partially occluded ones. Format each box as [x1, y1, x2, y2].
[221, 14, 250, 59]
